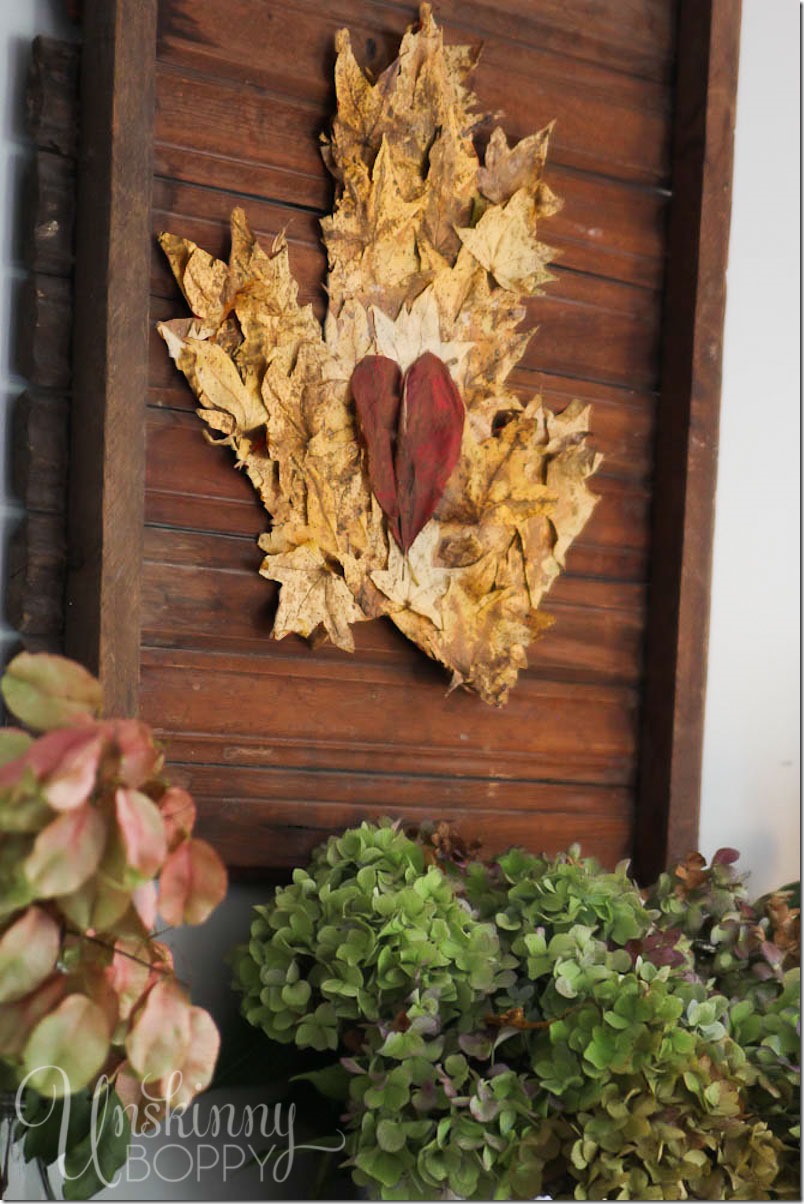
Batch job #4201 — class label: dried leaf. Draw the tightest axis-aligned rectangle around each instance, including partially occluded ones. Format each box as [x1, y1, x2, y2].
[456, 189, 555, 294]
[477, 124, 555, 206]
[351, 354, 404, 544]
[372, 523, 450, 628]
[396, 352, 465, 552]
[158, 5, 600, 705]
[353, 351, 465, 552]
[265, 542, 366, 652]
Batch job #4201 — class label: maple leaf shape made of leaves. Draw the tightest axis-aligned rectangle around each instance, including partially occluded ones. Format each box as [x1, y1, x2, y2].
[157, 3, 601, 706]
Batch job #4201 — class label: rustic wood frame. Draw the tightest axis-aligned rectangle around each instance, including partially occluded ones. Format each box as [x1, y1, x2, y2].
[64, 0, 158, 716]
[12, 0, 741, 879]
[634, 0, 741, 880]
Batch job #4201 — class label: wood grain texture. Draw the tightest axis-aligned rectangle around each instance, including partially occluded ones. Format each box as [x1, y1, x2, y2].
[158, 0, 677, 89]
[65, 0, 157, 715]
[140, 646, 639, 784]
[634, 0, 741, 882]
[139, 524, 646, 687]
[181, 794, 635, 871]
[152, 64, 670, 214]
[149, 155, 668, 296]
[154, 0, 675, 186]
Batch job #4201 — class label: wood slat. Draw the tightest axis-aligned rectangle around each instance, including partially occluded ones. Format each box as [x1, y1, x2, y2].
[148, 378, 656, 488]
[140, 646, 639, 784]
[158, 0, 677, 93]
[181, 794, 635, 871]
[155, 0, 674, 185]
[153, 64, 670, 215]
[148, 255, 661, 394]
[139, 526, 645, 686]
[141, 524, 645, 611]
[150, 160, 667, 294]
[173, 760, 635, 816]
[10, 38, 79, 667]
[142, 404, 650, 563]
[26, 36, 80, 158]
[144, 363, 653, 486]
[16, 275, 72, 390]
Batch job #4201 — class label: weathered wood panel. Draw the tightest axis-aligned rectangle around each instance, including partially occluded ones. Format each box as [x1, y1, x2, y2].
[11, 0, 738, 877]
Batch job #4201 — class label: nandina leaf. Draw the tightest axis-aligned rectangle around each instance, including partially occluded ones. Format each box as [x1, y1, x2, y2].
[156, 1007, 220, 1109]
[352, 352, 464, 553]
[105, 943, 151, 1022]
[351, 354, 403, 546]
[2, 651, 102, 732]
[0, 725, 102, 800]
[0, 973, 67, 1058]
[23, 993, 110, 1096]
[158, 838, 228, 926]
[0, 906, 60, 1004]
[109, 719, 163, 789]
[115, 788, 168, 882]
[158, 786, 197, 850]
[24, 804, 107, 897]
[126, 978, 192, 1081]
[396, 352, 464, 552]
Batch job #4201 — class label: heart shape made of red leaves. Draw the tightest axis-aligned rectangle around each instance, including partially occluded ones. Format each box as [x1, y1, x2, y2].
[351, 351, 465, 553]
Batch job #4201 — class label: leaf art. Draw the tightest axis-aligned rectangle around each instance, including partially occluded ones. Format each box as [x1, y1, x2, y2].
[157, 4, 601, 705]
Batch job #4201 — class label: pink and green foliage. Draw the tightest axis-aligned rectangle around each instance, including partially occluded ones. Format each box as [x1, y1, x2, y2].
[0, 652, 228, 1111]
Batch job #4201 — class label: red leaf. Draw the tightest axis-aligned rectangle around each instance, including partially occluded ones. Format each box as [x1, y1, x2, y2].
[351, 352, 464, 553]
[396, 352, 464, 552]
[351, 355, 403, 546]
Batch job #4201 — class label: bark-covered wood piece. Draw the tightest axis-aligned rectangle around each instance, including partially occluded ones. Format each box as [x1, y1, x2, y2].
[8, 38, 80, 661]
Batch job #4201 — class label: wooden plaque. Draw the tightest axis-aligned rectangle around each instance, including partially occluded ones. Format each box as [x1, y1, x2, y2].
[13, 0, 740, 879]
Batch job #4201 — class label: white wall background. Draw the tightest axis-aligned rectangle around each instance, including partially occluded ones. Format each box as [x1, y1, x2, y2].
[0, 0, 798, 1009]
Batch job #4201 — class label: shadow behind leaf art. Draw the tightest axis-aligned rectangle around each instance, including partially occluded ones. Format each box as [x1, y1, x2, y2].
[157, 4, 601, 706]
